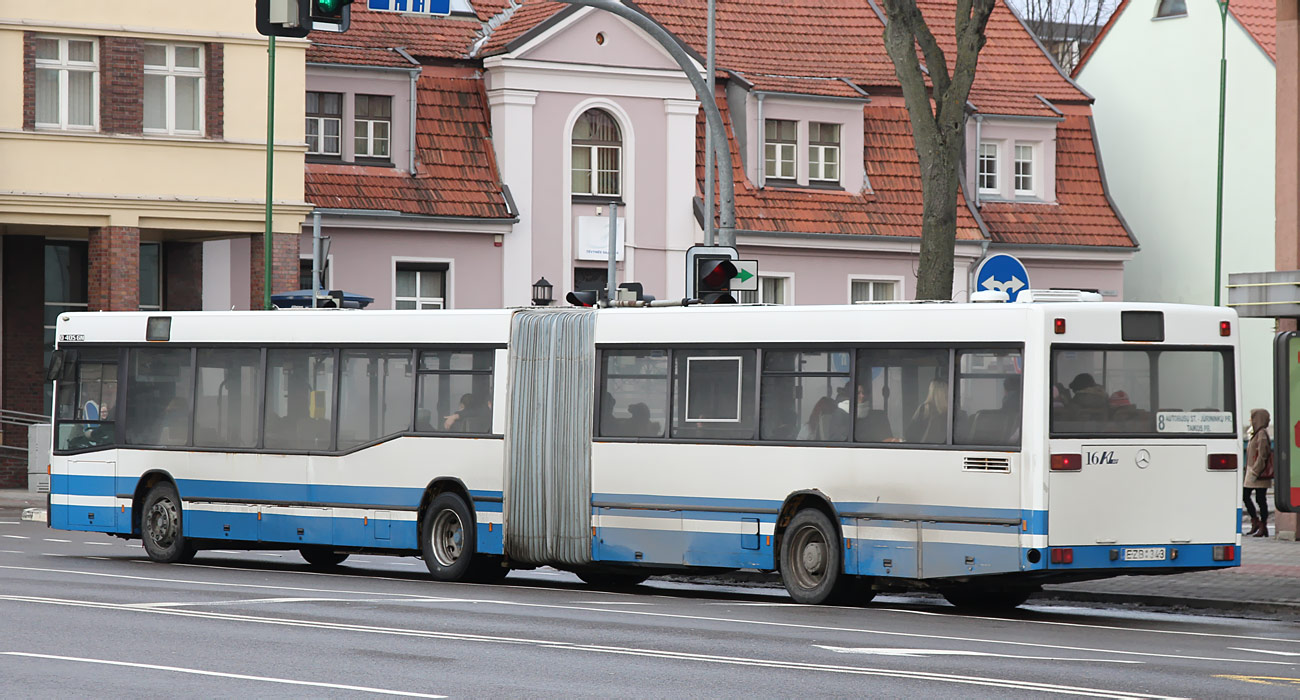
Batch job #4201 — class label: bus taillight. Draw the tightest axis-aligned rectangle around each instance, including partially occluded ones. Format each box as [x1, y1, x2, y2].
[1220, 321, 1231, 337]
[1212, 545, 1235, 561]
[1050, 548, 1074, 564]
[1054, 318, 1066, 334]
[1050, 454, 1081, 471]
[1207, 454, 1237, 470]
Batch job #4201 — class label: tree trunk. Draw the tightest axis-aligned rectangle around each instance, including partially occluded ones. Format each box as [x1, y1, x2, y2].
[915, 135, 962, 300]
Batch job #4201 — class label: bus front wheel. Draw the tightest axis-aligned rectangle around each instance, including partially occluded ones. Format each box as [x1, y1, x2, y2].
[141, 482, 197, 564]
[420, 493, 476, 582]
[779, 508, 844, 604]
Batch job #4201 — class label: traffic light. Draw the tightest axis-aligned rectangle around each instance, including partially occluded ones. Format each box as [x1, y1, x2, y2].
[256, 0, 311, 38]
[566, 289, 603, 307]
[696, 258, 738, 304]
[311, 0, 353, 31]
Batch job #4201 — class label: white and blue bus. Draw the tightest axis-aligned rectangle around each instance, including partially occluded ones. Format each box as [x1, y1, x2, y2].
[47, 294, 1243, 608]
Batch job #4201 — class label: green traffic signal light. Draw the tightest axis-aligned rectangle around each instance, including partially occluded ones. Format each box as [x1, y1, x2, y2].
[317, 0, 342, 11]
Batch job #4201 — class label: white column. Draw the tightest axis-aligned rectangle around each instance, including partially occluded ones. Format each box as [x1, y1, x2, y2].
[488, 88, 538, 308]
[664, 98, 701, 299]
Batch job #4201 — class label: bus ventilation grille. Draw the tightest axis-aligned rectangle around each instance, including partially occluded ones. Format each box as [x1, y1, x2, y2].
[963, 456, 1011, 473]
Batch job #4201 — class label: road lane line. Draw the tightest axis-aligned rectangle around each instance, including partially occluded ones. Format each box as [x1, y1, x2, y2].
[0, 598, 1179, 698]
[0, 550, 22, 554]
[817, 645, 1140, 663]
[1228, 648, 1300, 657]
[0, 652, 445, 698]
[0, 563, 1290, 667]
[1, 535, 28, 540]
[0, 521, 20, 525]
[43, 539, 71, 543]
[83, 542, 113, 546]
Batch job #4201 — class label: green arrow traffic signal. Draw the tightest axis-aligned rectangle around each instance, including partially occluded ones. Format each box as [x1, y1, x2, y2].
[735, 268, 754, 283]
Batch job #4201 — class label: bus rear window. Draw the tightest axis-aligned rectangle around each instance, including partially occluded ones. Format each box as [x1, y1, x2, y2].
[1051, 347, 1234, 436]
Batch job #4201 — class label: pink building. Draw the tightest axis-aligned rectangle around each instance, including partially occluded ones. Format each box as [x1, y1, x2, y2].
[208, 1, 1135, 310]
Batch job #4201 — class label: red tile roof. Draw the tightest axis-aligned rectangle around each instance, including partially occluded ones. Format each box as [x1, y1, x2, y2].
[976, 109, 1132, 247]
[737, 73, 869, 99]
[306, 73, 512, 220]
[307, 4, 484, 63]
[1230, 0, 1276, 61]
[477, 1, 569, 56]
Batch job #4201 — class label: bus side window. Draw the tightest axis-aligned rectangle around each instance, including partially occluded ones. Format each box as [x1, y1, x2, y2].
[672, 349, 757, 440]
[600, 350, 668, 438]
[954, 349, 1022, 447]
[416, 350, 494, 435]
[264, 348, 336, 451]
[855, 348, 948, 444]
[337, 349, 414, 450]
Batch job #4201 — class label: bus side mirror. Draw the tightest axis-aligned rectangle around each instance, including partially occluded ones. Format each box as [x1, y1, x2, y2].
[46, 349, 77, 382]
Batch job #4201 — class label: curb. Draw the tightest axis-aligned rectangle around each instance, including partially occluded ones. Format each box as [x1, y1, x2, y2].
[21, 508, 47, 523]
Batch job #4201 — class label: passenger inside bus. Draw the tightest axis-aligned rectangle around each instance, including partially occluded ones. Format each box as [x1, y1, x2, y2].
[798, 396, 850, 441]
[444, 392, 490, 433]
[853, 384, 894, 442]
[906, 379, 949, 443]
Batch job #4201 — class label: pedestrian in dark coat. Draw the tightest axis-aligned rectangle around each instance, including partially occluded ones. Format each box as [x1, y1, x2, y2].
[1244, 408, 1273, 537]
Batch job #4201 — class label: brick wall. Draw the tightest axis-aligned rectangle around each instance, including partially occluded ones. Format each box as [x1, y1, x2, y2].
[100, 37, 143, 135]
[249, 232, 299, 309]
[22, 32, 35, 130]
[205, 43, 224, 140]
[164, 241, 203, 311]
[88, 226, 140, 311]
[1, 237, 45, 486]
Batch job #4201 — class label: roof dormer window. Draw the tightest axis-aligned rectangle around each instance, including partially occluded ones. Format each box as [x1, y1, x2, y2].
[764, 119, 797, 182]
[1014, 143, 1035, 196]
[809, 122, 841, 184]
[978, 142, 999, 194]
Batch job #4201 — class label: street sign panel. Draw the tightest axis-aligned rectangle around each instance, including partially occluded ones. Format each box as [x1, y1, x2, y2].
[974, 254, 1031, 302]
[731, 260, 759, 291]
[367, 0, 451, 16]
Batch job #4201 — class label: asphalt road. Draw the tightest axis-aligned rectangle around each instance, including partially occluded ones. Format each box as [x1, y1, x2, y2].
[2, 512, 1298, 698]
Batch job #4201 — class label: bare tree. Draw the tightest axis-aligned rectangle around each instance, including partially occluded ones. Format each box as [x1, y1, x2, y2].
[881, 0, 997, 301]
[1010, 0, 1118, 72]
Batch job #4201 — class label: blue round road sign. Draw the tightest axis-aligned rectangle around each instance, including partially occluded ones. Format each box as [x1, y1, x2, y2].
[974, 254, 1031, 302]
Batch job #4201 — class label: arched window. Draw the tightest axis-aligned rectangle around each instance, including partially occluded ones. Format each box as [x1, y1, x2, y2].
[572, 109, 622, 197]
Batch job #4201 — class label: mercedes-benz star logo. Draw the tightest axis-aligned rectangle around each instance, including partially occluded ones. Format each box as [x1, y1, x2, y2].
[1135, 449, 1151, 469]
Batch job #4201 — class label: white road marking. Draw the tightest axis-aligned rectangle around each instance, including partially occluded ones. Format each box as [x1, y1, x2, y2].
[0, 652, 445, 698]
[1228, 648, 1300, 657]
[0, 598, 1180, 698]
[125, 543, 141, 548]
[1, 535, 28, 540]
[254, 553, 281, 557]
[128, 596, 462, 609]
[0, 521, 20, 525]
[83, 542, 113, 546]
[0, 564, 1288, 669]
[86, 557, 109, 561]
[0, 550, 21, 554]
[816, 645, 1140, 664]
[210, 550, 240, 554]
[573, 601, 655, 606]
[43, 539, 71, 543]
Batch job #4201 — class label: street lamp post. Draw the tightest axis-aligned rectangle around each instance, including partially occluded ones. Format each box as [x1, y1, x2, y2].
[1213, 0, 1229, 306]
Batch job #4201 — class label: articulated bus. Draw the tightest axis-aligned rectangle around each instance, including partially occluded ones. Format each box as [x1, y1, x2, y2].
[47, 294, 1243, 608]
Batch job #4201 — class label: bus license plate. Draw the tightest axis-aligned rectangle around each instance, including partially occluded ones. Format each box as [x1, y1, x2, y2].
[1123, 547, 1166, 561]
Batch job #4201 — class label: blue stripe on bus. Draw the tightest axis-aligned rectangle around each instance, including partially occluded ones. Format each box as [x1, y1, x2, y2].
[1047, 544, 1239, 570]
[50, 474, 117, 496]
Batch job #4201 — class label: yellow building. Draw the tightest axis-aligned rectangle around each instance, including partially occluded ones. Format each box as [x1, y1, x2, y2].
[0, 0, 310, 483]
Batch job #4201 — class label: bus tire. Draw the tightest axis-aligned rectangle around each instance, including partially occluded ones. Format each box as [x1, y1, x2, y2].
[299, 546, 349, 568]
[780, 508, 844, 604]
[941, 587, 1032, 611]
[421, 492, 476, 582]
[141, 482, 197, 564]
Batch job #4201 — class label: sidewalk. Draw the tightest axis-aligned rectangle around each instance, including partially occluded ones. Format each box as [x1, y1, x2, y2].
[3, 488, 1295, 617]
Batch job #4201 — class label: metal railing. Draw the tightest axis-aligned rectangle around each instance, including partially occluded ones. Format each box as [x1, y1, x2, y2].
[0, 409, 48, 454]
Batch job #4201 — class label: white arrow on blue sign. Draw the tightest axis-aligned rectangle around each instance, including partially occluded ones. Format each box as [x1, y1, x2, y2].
[974, 254, 1031, 302]
[368, 0, 452, 16]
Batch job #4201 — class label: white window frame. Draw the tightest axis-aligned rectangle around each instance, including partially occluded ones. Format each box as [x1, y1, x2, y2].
[764, 119, 798, 181]
[305, 91, 342, 157]
[299, 254, 334, 292]
[393, 259, 451, 310]
[849, 278, 900, 304]
[143, 42, 204, 136]
[978, 141, 999, 195]
[737, 275, 791, 305]
[354, 94, 392, 159]
[571, 144, 622, 197]
[1014, 143, 1035, 196]
[808, 122, 841, 183]
[33, 35, 99, 131]
[684, 356, 744, 423]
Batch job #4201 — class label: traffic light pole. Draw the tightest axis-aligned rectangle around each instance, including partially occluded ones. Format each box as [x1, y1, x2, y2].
[263, 35, 276, 310]
[569, 1, 735, 246]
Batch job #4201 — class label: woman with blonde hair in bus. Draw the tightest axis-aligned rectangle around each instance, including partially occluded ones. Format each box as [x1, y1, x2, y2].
[906, 378, 949, 443]
[1245, 408, 1274, 537]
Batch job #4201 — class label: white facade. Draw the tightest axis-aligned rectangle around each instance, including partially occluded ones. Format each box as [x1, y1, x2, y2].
[1077, 2, 1276, 414]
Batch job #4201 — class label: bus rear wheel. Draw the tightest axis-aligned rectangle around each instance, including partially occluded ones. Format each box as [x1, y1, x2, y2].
[420, 492, 476, 582]
[780, 508, 845, 604]
[941, 587, 1033, 611]
[299, 546, 349, 568]
[141, 482, 197, 564]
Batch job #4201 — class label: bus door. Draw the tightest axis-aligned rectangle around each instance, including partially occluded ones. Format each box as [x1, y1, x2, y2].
[1048, 346, 1238, 549]
[49, 348, 121, 532]
[255, 348, 332, 544]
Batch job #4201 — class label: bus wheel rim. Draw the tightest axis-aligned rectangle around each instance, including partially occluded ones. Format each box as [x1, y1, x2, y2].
[431, 509, 464, 567]
[147, 499, 178, 548]
[791, 525, 826, 590]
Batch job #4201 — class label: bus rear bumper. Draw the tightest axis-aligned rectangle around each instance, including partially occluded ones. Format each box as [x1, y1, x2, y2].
[1035, 543, 1240, 572]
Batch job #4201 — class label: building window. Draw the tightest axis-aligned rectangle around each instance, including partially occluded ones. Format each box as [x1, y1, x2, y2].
[764, 119, 797, 181]
[808, 123, 841, 183]
[306, 91, 342, 157]
[143, 43, 203, 135]
[1155, 0, 1187, 18]
[139, 243, 161, 311]
[572, 109, 621, 197]
[851, 279, 896, 303]
[738, 276, 789, 305]
[395, 263, 447, 309]
[354, 94, 391, 160]
[1014, 144, 1034, 195]
[34, 35, 98, 130]
[978, 142, 998, 194]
